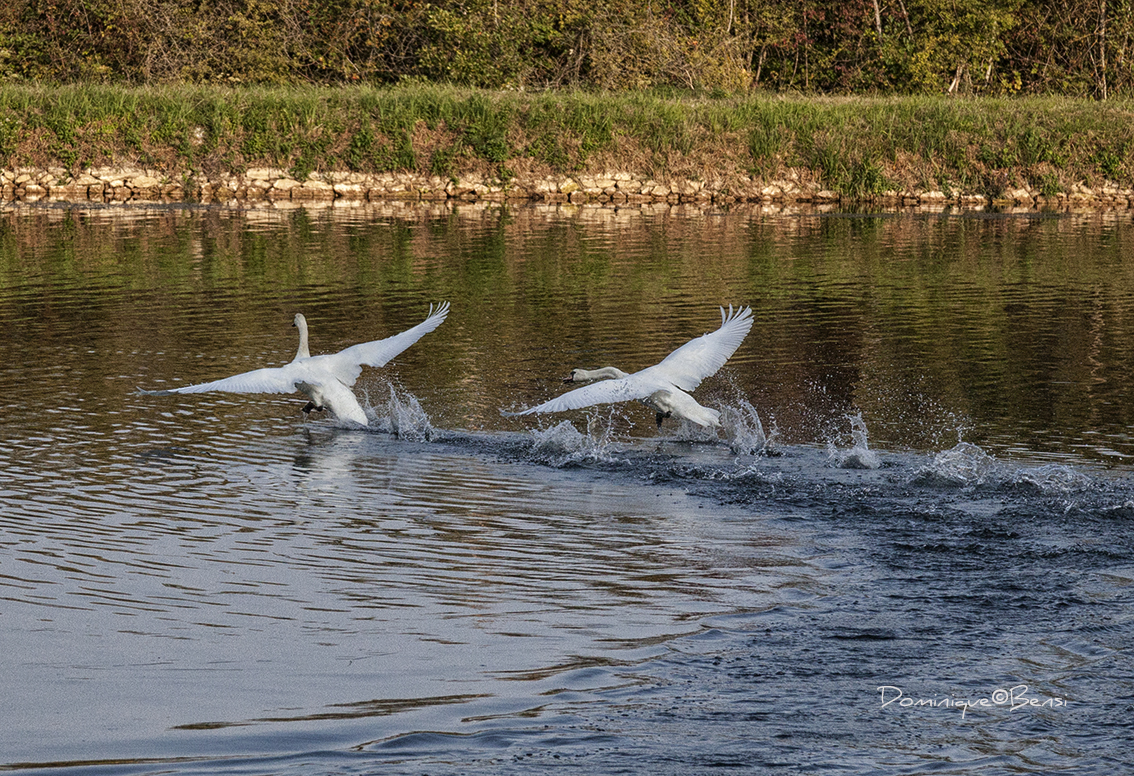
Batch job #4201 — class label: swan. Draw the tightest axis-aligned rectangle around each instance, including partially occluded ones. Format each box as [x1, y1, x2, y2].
[505, 305, 753, 429]
[139, 303, 450, 426]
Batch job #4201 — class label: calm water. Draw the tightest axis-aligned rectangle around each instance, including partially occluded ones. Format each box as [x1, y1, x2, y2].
[2, 201, 1133, 774]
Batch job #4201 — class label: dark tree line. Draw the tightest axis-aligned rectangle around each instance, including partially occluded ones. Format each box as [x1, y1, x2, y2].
[1, 0, 1130, 96]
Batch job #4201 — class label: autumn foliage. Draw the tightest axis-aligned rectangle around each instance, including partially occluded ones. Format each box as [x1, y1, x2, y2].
[1, 0, 1131, 97]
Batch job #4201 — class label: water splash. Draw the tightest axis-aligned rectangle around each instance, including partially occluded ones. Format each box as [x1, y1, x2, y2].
[911, 442, 1002, 487]
[365, 382, 436, 441]
[827, 412, 882, 469]
[662, 417, 726, 446]
[1015, 463, 1094, 494]
[911, 442, 1094, 494]
[720, 399, 774, 455]
[528, 419, 617, 467]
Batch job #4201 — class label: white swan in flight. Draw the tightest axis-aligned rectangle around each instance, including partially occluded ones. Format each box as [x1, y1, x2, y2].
[506, 305, 753, 429]
[140, 303, 449, 426]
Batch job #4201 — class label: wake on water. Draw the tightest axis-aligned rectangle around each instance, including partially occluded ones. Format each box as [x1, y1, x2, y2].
[348, 383, 1127, 512]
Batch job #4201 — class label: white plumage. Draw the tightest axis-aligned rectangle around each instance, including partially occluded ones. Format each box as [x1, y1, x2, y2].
[140, 303, 449, 426]
[506, 305, 753, 429]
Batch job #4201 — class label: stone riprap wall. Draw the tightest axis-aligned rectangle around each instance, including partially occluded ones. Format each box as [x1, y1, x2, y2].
[4, 166, 1134, 209]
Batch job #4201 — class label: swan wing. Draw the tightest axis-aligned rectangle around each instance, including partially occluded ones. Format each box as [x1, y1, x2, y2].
[507, 373, 660, 416]
[138, 364, 302, 396]
[652, 305, 753, 390]
[320, 302, 450, 386]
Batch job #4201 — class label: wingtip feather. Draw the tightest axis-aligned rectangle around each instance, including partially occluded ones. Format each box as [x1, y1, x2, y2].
[719, 304, 753, 327]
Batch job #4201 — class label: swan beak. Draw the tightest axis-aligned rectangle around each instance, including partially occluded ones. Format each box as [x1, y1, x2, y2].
[562, 376, 574, 383]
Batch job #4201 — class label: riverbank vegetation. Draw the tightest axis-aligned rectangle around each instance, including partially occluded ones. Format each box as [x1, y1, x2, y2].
[1, 84, 1132, 201]
[1, 0, 1132, 98]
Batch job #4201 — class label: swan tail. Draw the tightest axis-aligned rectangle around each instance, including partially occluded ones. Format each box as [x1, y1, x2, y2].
[299, 379, 369, 426]
[669, 403, 720, 429]
[651, 389, 721, 429]
[690, 405, 722, 428]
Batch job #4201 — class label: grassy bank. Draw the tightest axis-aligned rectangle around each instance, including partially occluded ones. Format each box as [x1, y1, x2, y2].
[2, 83, 1133, 201]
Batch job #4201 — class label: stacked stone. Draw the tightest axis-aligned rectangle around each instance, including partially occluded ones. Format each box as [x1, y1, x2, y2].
[1, 167, 183, 202]
[2, 166, 1133, 209]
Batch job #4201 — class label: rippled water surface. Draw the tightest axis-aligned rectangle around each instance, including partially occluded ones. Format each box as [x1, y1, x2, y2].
[2, 202, 1133, 774]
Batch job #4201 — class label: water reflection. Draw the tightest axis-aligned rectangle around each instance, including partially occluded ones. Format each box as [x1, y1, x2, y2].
[5, 201, 1134, 460]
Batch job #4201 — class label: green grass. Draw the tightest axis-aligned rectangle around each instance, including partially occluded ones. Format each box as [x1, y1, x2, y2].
[1, 83, 1132, 197]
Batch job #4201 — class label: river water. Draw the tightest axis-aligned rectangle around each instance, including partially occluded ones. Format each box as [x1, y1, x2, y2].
[1, 201, 1132, 774]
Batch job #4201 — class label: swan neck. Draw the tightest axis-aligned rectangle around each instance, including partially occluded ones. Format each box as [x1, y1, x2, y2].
[585, 367, 629, 380]
[293, 314, 311, 360]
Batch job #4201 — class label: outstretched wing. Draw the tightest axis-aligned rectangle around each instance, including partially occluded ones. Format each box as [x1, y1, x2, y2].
[137, 304, 449, 399]
[651, 305, 753, 391]
[137, 364, 301, 396]
[320, 302, 450, 387]
[504, 372, 657, 416]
